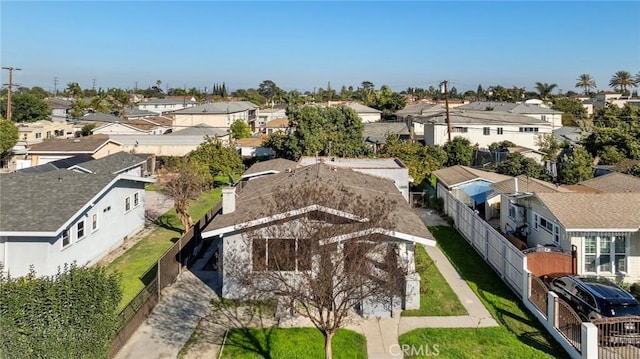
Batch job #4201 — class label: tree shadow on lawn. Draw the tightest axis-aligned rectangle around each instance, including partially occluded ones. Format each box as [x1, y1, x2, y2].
[430, 226, 569, 358]
[211, 298, 279, 359]
[154, 215, 184, 235]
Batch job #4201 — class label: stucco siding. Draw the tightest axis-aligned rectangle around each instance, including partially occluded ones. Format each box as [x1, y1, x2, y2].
[425, 124, 553, 150]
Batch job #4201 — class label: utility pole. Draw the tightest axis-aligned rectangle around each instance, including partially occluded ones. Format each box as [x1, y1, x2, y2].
[2, 66, 22, 121]
[53, 76, 59, 96]
[440, 80, 452, 142]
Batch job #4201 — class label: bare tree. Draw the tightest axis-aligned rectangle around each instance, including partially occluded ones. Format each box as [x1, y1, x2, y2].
[224, 181, 410, 359]
[163, 158, 209, 232]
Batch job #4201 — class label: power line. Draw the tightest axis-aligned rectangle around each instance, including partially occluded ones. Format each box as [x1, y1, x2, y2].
[53, 76, 59, 96]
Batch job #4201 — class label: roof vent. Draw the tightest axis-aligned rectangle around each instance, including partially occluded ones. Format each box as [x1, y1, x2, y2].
[73, 139, 81, 143]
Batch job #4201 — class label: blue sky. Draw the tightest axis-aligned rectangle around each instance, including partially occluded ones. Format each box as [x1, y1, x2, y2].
[1, 1, 639, 94]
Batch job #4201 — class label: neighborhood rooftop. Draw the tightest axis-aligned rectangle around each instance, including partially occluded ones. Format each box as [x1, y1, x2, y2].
[70, 151, 147, 175]
[408, 108, 549, 125]
[27, 135, 119, 153]
[456, 101, 562, 114]
[173, 101, 257, 114]
[433, 165, 511, 188]
[577, 172, 640, 193]
[241, 158, 298, 177]
[535, 192, 640, 230]
[491, 175, 573, 194]
[204, 163, 432, 240]
[297, 156, 406, 169]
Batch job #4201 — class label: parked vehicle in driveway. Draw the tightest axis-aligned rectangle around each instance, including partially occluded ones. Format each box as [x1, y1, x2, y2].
[549, 275, 640, 345]
[549, 275, 640, 321]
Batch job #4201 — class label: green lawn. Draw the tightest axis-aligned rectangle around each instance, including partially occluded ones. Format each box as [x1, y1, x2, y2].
[106, 188, 222, 310]
[221, 328, 367, 359]
[402, 244, 466, 316]
[399, 226, 568, 359]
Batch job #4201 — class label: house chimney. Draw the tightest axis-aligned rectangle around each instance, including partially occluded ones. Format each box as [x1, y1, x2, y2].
[514, 177, 519, 194]
[222, 187, 236, 214]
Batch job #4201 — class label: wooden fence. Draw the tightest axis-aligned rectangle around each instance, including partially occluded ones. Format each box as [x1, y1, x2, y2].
[108, 202, 222, 358]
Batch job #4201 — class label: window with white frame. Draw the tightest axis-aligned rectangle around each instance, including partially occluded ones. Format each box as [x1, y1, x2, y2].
[497, 127, 504, 135]
[451, 127, 468, 133]
[62, 229, 70, 248]
[125, 197, 131, 212]
[483, 127, 490, 135]
[134, 192, 139, 207]
[583, 235, 627, 274]
[92, 213, 98, 231]
[77, 220, 85, 240]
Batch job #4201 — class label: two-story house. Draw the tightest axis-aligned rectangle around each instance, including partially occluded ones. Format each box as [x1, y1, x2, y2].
[172, 101, 258, 132]
[138, 98, 198, 114]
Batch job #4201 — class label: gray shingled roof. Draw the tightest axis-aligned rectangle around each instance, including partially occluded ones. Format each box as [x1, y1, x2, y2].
[17, 155, 94, 173]
[395, 103, 441, 117]
[173, 101, 257, 114]
[140, 98, 197, 105]
[578, 172, 640, 193]
[242, 158, 298, 177]
[457, 102, 562, 114]
[344, 102, 382, 114]
[204, 164, 433, 240]
[363, 122, 410, 144]
[166, 124, 228, 137]
[491, 175, 573, 194]
[0, 170, 117, 233]
[433, 165, 511, 188]
[409, 109, 549, 126]
[72, 151, 146, 175]
[535, 192, 640, 230]
[81, 112, 122, 123]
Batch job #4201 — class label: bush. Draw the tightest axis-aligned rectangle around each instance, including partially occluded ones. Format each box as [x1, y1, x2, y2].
[630, 283, 640, 301]
[0, 264, 122, 358]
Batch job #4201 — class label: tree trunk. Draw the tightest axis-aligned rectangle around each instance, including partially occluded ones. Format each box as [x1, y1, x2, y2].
[175, 200, 194, 232]
[324, 331, 334, 359]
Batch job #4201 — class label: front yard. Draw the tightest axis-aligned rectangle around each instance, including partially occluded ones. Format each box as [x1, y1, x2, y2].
[399, 226, 568, 358]
[402, 244, 466, 316]
[220, 328, 366, 359]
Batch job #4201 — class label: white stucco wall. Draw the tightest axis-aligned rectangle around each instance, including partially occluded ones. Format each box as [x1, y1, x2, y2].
[1, 180, 146, 277]
[427, 124, 553, 150]
[358, 113, 381, 123]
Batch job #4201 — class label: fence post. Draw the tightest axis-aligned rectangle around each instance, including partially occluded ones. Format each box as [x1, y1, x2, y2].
[178, 236, 182, 275]
[157, 258, 161, 297]
[580, 322, 597, 359]
[548, 291, 558, 328]
[470, 214, 475, 246]
[522, 264, 530, 303]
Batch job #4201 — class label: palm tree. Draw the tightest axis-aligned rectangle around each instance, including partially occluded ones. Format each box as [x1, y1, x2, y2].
[535, 82, 558, 102]
[609, 70, 637, 94]
[575, 74, 596, 95]
[66, 82, 83, 99]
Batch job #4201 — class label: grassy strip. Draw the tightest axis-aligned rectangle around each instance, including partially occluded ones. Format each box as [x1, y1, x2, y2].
[107, 188, 222, 310]
[221, 328, 366, 359]
[402, 244, 466, 316]
[399, 226, 567, 358]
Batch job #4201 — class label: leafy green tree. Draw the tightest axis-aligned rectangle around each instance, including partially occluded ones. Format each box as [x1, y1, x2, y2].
[0, 264, 121, 358]
[372, 85, 406, 120]
[379, 134, 447, 185]
[488, 140, 516, 152]
[534, 82, 558, 102]
[264, 105, 369, 160]
[107, 88, 130, 118]
[28, 86, 50, 99]
[598, 145, 626, 165]
[81, 123, 95, 136]
[558, 147, 594, 184]
[70, 98, 88, 119]
[609, 70, 637, 94]
[0, 116, 19, 160]
[628, 163, 640, 177]
[552, 97, 588, 126]
[535, 134, 560, 160]
[66, 82, 83, 99]
[189, 136, 244, 178]
[258, 80, 282, 105]
[575, 74, 596, 95]
[443, 137, 473, 166]
[230, 119, 252, 139]
[494, 152, 549, 180]
[90, 90, 110, 114]
[4, 93, 52, 123]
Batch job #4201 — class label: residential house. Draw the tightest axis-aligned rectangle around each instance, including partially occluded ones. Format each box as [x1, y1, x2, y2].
[172, 101, 258, 132]
[0, 152, 154, 277]
[235, 136, 275, 159]
[257, 108, 287, 131]
[93, 117, 173, 135]
[298, 157, 411, 201]
[46, 98, 72, 122]
[395, 103, 440, 122]
[16, 120, 75, 143]
[108, 124, 230, 157]
[492, 172, 640, 282]
[123, 108, 159, 120]
[264, 118, 289, 135]
[24, 135, 123, 168]
[137, 98, 198, 114]
[432, 165, 511, 220]
[341, 102, 382, 123]
[457, 102, 563, 129]
[552, 126, 587, 146]
[594, 92, 640, 109]
[407, 107, 553, 150]
[201, 163, 436, 317]
[362, 122, 411, 153]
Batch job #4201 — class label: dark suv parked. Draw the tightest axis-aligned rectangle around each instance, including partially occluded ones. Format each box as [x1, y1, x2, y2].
[549, 275, 640, 321]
